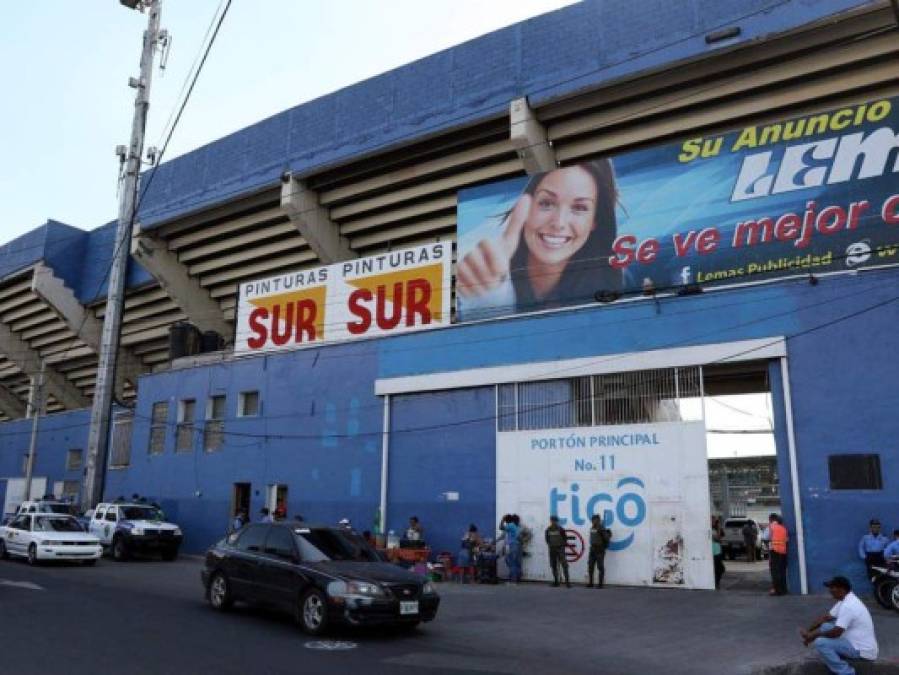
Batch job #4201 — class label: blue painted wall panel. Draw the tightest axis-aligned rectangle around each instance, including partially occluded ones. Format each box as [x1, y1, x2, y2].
[0, 225, 49, 282]
[105, 343, 384, 552]
[77, 221, 153, 303]
[43, 221, 89, 293]
[93, 270, 898, 586]
[784, 290, 899, 592]
[0, 269, 895, 592]
[388, 388, 497, 558]
[0, 409, 90, 515]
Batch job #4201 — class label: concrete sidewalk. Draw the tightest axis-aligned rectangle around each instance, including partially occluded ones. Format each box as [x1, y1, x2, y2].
[424, 578, 899, 675]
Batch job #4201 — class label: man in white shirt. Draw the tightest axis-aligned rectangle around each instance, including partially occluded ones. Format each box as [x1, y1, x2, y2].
[800, 576, 879, 675]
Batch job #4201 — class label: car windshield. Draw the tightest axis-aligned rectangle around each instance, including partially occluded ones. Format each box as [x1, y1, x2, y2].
[41, 504, 72, 514]
[121, 506, 162, 521]
[295, 528, 380, 562]
[33, 516, 83, 532]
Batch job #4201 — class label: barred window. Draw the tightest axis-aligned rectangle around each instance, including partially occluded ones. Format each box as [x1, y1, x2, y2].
[496, 367, 701, 431]
[176, 399, 196, 453]
[148, 402, 168, 455]
[497, 384, 516, 432]
[518, 377, 591, 431]
[204, 395, 226, 452]
[829, 454, 882, 490]
[111, 412, 133, 468]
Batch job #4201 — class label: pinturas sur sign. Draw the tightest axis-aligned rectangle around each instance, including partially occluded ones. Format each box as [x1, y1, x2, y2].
[235, 243, 451, 354]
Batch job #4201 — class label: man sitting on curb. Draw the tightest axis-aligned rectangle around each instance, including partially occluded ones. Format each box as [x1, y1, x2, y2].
[800, 575, 878, 675]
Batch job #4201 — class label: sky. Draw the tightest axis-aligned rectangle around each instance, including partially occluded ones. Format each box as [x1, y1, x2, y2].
[685, 394, 776, 459]
[0, 0, 577, 244]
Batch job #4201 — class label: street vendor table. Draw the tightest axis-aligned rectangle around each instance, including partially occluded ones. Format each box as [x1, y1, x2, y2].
[383, 546, 431, 564]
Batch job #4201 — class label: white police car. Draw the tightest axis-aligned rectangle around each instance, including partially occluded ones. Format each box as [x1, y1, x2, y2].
[15, 499, 75, 516]
[0, 513, 102, 565]
[89, 502, 182, 561]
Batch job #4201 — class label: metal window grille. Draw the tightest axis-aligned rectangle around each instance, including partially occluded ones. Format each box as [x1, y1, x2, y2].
[176, 400, 195, 453]
[497, 384, 516, 432]
[111, 411, 134, 468]
[204, 395, 226, 452]
[496, 367, 702, 431]
[516, 376, 591, 431]
[148, 402, 167, 455]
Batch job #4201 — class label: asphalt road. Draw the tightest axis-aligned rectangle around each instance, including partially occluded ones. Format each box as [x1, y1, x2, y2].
[0, 556, 896, 675]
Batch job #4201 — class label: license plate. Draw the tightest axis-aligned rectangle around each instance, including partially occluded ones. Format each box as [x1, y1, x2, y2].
[399, 601, 419, 615]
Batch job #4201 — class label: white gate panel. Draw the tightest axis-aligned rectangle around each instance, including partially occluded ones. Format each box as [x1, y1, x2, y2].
[496, 422, 714, 590]
[2, 477, 48, 517]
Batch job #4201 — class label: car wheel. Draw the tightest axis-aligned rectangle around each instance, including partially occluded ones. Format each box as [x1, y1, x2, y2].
[874, 578, 896, 610]
[112, 536, 129, 562]
[208, 572, 233, 611]
[27, 543, 39, 566]
[890, 583, 899, 613]
[299, 589, 329, 636]
[83, 559, 97, 567]
[161, 548, 178, 562]
[397, 620, 421, 632]
[0, 540, 7, 560]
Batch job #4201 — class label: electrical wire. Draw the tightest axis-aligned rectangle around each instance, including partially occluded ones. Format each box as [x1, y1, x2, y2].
[112, 282, 899, 440]
[0, 0, 234, 414]
[1, 284, 895, 438]
[0, 1, 895, 412]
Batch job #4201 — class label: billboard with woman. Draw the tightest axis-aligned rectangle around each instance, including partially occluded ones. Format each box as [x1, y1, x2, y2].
[456, 95, 899, 322]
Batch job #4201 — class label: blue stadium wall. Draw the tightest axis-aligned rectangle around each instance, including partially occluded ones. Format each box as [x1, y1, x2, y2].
[0, 408, 91, 511]
[86, 268, 899, 593]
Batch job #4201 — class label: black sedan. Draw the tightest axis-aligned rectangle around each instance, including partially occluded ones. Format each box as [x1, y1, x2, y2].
[201, 523, 440, 634]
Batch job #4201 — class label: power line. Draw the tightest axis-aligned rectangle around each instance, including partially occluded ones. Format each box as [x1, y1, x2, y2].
[0, 3, 895, 412]
[1, 284, 895, 440]
[6, 1, 234, 412]
[118, 283, 899, 441]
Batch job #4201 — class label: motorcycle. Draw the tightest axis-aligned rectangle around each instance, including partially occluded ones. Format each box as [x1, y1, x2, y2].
[870, 561, 899, 612]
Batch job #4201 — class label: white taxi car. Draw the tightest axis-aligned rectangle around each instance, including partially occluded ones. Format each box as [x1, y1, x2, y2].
[0, 513, 102, 565]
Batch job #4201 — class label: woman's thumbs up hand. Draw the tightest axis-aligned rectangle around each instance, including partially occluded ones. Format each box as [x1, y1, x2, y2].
[456, 194, 531, 298]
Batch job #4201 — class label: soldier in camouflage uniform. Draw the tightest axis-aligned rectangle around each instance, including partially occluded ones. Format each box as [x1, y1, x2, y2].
[545, 515, 571, 588]
[587, 514, 612, 588]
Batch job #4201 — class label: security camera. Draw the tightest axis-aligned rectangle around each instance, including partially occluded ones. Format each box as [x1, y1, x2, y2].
[280, 170, 293, 184]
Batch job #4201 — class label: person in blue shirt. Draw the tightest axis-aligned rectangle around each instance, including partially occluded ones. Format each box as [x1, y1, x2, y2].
[858, 519, 889, 573]
[884, 530, 899, 563]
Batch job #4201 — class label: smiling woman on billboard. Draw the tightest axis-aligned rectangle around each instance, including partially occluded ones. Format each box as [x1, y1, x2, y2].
[456, 160, 621, 319]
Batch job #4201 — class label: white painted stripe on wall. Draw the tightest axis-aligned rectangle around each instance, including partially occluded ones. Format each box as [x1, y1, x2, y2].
[375, 337, 786, 395]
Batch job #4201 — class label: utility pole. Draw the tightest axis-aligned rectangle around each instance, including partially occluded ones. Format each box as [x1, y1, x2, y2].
[82, 0, 164, 511]
[24, 361, 45, 501]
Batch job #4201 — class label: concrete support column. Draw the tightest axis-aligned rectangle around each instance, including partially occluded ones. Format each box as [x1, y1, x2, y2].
[281, 174, 355, 264]
[32, 263, 146, 397]
[0, 322, 88, 411]
[510, 97, 557, 175]
[0, 381, 26, 419]
[130, 227, 232, 339]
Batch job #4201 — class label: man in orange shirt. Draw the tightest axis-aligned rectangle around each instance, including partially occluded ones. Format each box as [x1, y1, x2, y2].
[768, 513, 789, 596]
